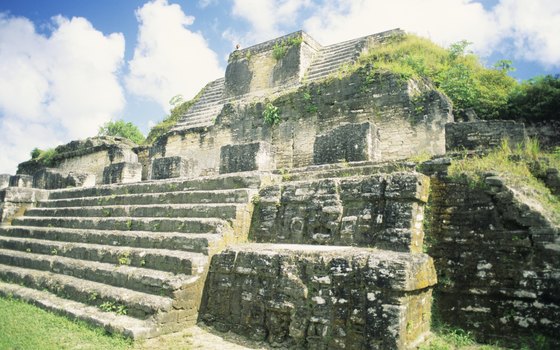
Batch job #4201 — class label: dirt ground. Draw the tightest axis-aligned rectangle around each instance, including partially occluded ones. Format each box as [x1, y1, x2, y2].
[134, 324, 277, 350]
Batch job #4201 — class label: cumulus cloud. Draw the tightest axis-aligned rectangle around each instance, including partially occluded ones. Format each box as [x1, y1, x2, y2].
[0, 13, 125, 174]
[494, 0, 560, 67]
[303, 0, 498, 55]
[126, 0, 223, 111]
[227, 0, 312, 45]
[302, 0, 560, 68]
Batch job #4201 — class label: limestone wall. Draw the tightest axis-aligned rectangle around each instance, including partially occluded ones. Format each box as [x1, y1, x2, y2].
[426, 175, 560, 347]
[445, 120, 526, 151]
[0, 175, 10, 190]
[154, 70, 452, 179]
[225, 31, 320, 98]
[17, 137, 139, 187]
[200, 244, 436, 349]
[250, 173, 430, 253]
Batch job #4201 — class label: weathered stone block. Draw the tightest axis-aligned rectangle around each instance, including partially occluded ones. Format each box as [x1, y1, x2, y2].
[250, 173, 429, 252]
[151, 157, 191, 180]
[0, 174, 10, 189]
[445, 120, 526, 151]
[0, 187, 48, 222]
[544, 168, 560, 195]
[103, 162, 142, 184]
[201, 244, 436, 349]
[9, 175, 33, 188]
[219, 142, 274, 174]
[427, 176, 560, 347]
[224, 31, 320, 98]
[32, 169, 95, 189]
[313, 123, 375, 165]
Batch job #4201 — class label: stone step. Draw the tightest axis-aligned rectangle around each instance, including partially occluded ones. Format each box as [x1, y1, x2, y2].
[278, 160, 416, 181]
[41, 189, 253, 208]
[307, 58, 359, 76]
[0, 235, 208, 275]
[12, 216, 230, 234]
[0, 281, 158, 339]
[186, 99, 224, 116]
[309, 54, 358, 70]
[0, 263, 173, 320]
[24, 203, 241, 220]
[0, 226, 222, 255]
[182, 107, 223, 121]
[315, 44, 361, 59]
[47, 173, 262, 200]
[196, 88, 223, 101]
[0, 248, 196, 297]
[177, 121, 214, 130]
[310, 51, 359, 67]
[322, 38, 363, 51]
[185, 107, 224, 121]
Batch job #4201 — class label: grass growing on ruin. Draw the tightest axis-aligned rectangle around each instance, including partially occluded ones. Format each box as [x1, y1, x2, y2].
[421, 326, 505, 350]
[0, 296, 198, 349]
[346, 33, 517, 119]
[0, 296, 132, 350]
[448, 139, 560, 223]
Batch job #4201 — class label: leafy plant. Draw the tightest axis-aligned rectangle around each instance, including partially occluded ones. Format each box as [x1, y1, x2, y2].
[272, 42, 287, 60]
[117, 251, 131, 265]
[262, 102, 281, 125]
[99, 301, 128, 315]
[272, 35, 303, 60]
[98, 120, 145, 144]
[30, 148, 59, 167]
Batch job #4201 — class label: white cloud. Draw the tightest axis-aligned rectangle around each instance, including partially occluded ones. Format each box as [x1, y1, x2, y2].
[302, 0, 560, 68]
[228, 0, 311, 45]
[494, 0, 560, 67]
[126, 0, 223, 111]
[0, 13, 125, 174]
[303, 0, 498, 55]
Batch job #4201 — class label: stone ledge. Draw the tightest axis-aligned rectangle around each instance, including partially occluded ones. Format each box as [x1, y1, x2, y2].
[201, 243, 436, 349]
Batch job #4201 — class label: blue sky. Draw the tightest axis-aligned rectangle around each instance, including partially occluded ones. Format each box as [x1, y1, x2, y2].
[0, 0, 559, 173]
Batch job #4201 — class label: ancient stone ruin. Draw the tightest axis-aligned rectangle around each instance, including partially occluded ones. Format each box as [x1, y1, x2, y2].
[0, 29, 558, 349]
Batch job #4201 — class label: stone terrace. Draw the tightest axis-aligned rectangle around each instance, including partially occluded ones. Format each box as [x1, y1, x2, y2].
[0, 173, 264, 338]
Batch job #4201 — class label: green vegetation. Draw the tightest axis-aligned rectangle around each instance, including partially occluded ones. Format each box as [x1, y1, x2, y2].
[272, 35, 303, 60]
[98, 120, 145, 145]
[448, 139, 560, 222]
[30, 147, 59, 167]
[352, 34, 517, 119]
[501, 74, 560, 122]
[117, 251, 132, 265]
[0, 296, 131, 350]
[145, 92, 203, 145]
[262, 102, 281, 125]
[99, 301, 128, 315]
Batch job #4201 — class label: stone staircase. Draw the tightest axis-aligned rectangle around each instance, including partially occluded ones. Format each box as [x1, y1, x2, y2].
[200, 164, 437, 349]
[277, 159, 417, 181]
[0, 173, 262, 339]
[304, 37, 367, 83]
[172, 78, 225, 131]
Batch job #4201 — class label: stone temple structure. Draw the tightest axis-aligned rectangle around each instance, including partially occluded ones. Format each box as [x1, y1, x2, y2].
[0, 29, 558, 349]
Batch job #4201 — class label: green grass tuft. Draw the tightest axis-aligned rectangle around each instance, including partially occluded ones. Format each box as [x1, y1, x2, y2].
[0, 296, 132, 350]
[448, 138, 560, 223]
